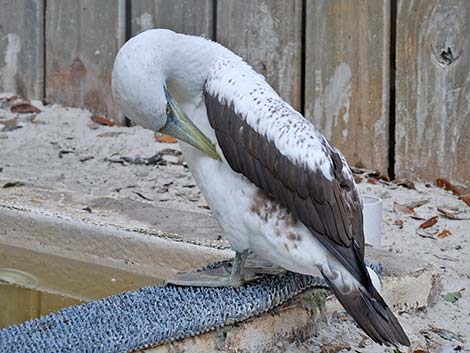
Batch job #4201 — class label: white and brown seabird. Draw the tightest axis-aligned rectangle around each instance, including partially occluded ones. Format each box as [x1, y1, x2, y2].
[111, 29, 410, 347]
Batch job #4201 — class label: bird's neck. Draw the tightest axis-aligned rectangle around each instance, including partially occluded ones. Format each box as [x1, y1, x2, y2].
[163, 34, 232, 105]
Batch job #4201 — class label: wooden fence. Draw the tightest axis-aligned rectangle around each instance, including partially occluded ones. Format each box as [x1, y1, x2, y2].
[1, 0, 469, 188]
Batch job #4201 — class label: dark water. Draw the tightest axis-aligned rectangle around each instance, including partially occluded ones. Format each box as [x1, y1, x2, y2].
[0, 244, 161, 329]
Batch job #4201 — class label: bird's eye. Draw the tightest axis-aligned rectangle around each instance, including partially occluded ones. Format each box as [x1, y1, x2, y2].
[166, 104, 172, 116]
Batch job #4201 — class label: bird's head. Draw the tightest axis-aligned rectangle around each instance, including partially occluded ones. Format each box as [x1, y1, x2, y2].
[111, 29, 220, 160]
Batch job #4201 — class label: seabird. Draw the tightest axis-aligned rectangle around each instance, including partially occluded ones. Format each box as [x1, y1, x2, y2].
[111, 29, 410, 347]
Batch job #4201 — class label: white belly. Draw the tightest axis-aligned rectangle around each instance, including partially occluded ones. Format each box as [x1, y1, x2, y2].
[177, 101, 345, 279]
[180, 141, 332, 276]
[180, 141, 254, 251]
[175, 100, 358, 290]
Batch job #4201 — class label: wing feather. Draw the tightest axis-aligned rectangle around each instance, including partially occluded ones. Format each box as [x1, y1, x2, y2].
[204, 90, 367, 284]
[202, 57, 409, 347]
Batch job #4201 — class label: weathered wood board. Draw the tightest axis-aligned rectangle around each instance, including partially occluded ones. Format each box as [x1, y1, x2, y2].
[216, 0, 302, 111]
[396, 0, 470, 188]
[304, 0, 390, 174]
[45, 0, 125, 122]
[0, 0, 44, 99]
[131, 0, 213, 38]
[2, 0, 469, 186]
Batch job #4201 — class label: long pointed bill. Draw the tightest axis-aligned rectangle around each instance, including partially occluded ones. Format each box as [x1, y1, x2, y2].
[160, 88, 220, 160]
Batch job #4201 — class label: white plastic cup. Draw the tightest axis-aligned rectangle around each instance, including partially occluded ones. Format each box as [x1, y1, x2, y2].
[362, 195, 383, 248]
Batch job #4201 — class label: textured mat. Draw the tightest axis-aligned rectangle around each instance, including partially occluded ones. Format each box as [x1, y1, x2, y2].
[0, 263, 381, 353]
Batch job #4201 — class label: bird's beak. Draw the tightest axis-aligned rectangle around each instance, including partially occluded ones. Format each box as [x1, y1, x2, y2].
[160, 87, 220, 160]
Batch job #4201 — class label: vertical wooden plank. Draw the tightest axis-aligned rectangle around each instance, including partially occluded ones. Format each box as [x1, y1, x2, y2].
[216, 0, 302, 110]
[45, 0, 125, 122]
[131, 0, 213, 38]
[0, 0, 44, 99]
[305, 0, 390, 173]
[396, 0, 470, 188]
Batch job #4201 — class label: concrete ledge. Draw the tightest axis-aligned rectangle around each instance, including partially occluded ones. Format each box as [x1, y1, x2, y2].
[145, 251, 440, 353]
[0, 182, 231, 279]
[146, 297, 315, 353]
[0, 183, 441, 352]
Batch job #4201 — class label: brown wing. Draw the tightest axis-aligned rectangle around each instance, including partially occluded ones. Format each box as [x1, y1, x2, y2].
[204, 91, 369, 286]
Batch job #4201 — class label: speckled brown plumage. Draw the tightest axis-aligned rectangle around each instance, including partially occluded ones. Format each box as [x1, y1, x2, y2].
[205, 89, 366, 281]
[204, 89, 410, 347]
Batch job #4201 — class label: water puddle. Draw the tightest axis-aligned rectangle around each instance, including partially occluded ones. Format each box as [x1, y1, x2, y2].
[0, 244, 162, 329]
[0, 282, 83, 329]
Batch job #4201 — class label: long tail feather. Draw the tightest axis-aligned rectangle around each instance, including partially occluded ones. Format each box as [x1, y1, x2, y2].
[322, 274, 410, 347]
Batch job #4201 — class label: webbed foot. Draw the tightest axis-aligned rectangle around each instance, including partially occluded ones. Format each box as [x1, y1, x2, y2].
[166, 250, 266, 288]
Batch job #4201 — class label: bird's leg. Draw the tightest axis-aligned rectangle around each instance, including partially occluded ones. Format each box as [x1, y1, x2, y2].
[227, 249, 250, 285]
[166, 249, 256, 288]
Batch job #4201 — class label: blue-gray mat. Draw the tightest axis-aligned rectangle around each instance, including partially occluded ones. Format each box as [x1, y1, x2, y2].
[0, 272, 326, 353]
[0, 263, 381, 353]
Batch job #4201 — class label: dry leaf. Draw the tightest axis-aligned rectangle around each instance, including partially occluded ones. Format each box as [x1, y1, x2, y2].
[351, 166, 379, 176]
[160, 148, 182, 156]
[133, 191, 153, 201]
[394, 202, 419, 218]
[435, 178, 461, 196]
[353, 174, 363, 184]
[394, 219, 404, 228]
[437, 208, 461, 220]
[6, 95, 18, 102]
[393, 200, 428, 219]
[404, 199, 430, 209]
[79, 155, 94, 162]
[416, 228, 436, 239]
[460, 195, 470, 206]
[58, 150, 74, 158]
[380, 174, 391, 182]
[87, 121, 100, 130]
[419, 216, 438, 229]
[367, 177, 379, 185]
[2, 181, 25, 188]
[434, 254, 458, 262]
[394, 178, 415, 189]
[429, 326, 463, 341]
[1, 118, 21, 131]
[350, 166, 389, 181]
[90, 114, 115, 126]
[437, 229, 452, 238]
[320, 343, 351, 353]
[97, 131, 124, 138]
[155, 133, 177, 143]
[10, 102, 41, 114]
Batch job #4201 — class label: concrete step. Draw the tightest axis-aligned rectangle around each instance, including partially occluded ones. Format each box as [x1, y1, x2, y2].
[0, 180, 232, 280]
[0, 182, 441, 352]
[144, 248, 440, 353]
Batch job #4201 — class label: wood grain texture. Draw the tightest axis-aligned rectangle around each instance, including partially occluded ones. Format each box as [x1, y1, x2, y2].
[216, 0, 302, 110]
[45, 0, 125, 122]
[0, 0, 44, 99]
[131, 0, 213, 38]
[304, 0, 390, 174]
[396, 0, 470, 188]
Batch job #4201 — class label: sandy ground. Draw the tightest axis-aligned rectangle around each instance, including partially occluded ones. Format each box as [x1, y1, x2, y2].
[0, 94, 210, 214]
[1, 94, 469, 353]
